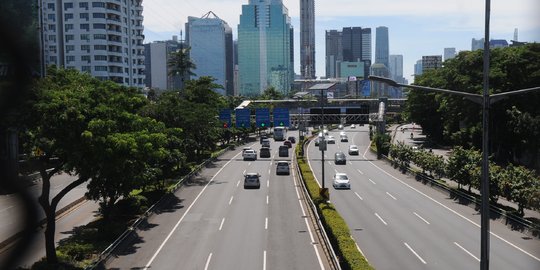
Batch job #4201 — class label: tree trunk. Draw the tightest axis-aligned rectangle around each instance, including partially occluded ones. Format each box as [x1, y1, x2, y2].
[44, 209, 57, 263]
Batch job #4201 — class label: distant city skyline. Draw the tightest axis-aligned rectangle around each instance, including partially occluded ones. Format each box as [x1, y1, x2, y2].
[142, 0, 540, 82]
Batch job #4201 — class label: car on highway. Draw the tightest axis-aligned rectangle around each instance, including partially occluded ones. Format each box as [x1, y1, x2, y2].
[351, 124, 356, 129]
[278, 145, 289, 157]
[260, 135, 268, 144]
[339, 131, 346, 136]
[283, 140, 292, 148]
[338, 124, 344, 129]
[332, 173, 350, 189]
[326, 136, 335, 144]
[244, 173, 261, 189]
[348, 145, 359, 155]
[287, 136, 296, 143]
[334, 151, 346, 164]
[276, 161, 290, 175]
[260, 147, 271, 158]
[242, 149, 257, 160]
[261, 138, 270, 148]
[340, 135, 348, 142]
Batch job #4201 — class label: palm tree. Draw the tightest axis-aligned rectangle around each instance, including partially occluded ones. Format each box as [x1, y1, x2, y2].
[168, 47, 196, 90]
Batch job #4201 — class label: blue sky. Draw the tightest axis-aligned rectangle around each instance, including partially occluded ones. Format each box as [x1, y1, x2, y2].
[142, 0, 540, 83]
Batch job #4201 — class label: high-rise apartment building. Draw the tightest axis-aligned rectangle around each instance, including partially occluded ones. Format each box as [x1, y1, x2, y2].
[300, 0, 315, 79]
[444, 47, 456, 61]
[238, 0, 293, 97]
[186, 12, 234, 96]
[144, 36, 183, 91]
[40, 0, 145, 87]
[375, 26, 389, 69]
[325, 27, 371, 79]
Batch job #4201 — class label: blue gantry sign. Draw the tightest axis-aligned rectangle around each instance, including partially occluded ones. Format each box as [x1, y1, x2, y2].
[219, 109, 231, 128]
[235, 108, 251, 128]
[255, 108, 270, 128]
[273, 107, 290, 127]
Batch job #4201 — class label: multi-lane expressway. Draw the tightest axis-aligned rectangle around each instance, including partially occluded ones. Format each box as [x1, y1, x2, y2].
[306, 125, 540, 270]
[107, 136, 328, 270]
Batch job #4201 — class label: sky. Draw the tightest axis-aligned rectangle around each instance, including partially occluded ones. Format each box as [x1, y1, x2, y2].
[142, 0, 540, 83]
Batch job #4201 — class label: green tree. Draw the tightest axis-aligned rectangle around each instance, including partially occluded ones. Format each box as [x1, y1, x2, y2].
[260, 86, 285, 100]
[374, 133, 391, 159]
[168, 47, 196, 90]
[500, 164, 539, 215]
[446, 146, 481, 192]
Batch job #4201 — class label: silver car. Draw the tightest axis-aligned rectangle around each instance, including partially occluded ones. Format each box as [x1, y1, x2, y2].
[348, 145, 359, 155]
[244, 173, 261, 189]
[276, 161, 290, 175]
[333, 173, 350, 189]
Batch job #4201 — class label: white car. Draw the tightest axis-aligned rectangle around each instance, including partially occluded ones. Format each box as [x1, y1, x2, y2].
[338, 124, 344, 130]
[339, 131, 346, 136]
[333, 173, 350, 189]
[348, 145, 359, 155]
[326, 136, 335, 144]
[242, 149, 257, 160]
[351, 124, 356, 129]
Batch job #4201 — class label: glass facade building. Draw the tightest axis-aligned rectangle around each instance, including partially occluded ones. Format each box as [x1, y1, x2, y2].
[375, 26, 389, 69]
[238, 0, 293, 97]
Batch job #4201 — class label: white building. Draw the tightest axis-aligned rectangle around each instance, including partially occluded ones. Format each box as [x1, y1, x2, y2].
[144, 36, 183, 91]
[41, 0, 145, 87]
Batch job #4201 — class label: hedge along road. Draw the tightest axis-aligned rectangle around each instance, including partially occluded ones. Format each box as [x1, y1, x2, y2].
[306, 124, 540, 270]
[107, 136, 330, 270]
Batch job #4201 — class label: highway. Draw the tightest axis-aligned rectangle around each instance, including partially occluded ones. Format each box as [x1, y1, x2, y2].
[306, 125, 540, 270]
[107, 135, 328, 270]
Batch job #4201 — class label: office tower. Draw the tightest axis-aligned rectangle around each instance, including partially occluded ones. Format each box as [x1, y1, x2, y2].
[371, 63, 390, 97]
[144, 36, 183, 91]
[489, 39, 509, 48]
[325, 30, 342, 79]
[422, 55, 442, 73]
[238, 0, 294, 97]
[187, 12, 234, 96]
[325, 27, 371, 79]
[375, 26, 389, 69]
[414, 59, 423, 77]
[300, 0, 315, 79]
[444, 48, 456, 61]
[472, 38, 484, 51]
[389, 54, 404, 80]
[40, 0, 145, 87]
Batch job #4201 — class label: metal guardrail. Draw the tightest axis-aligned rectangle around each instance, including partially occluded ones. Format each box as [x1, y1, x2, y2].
[382, 154, 539, 239]
[86, 146, 231, 269]
[295, 139, 342, 270]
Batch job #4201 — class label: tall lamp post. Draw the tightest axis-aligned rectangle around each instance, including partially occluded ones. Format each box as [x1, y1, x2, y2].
[367, 74, 539, 270]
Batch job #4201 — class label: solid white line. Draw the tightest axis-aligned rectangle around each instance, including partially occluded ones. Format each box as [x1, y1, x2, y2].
[386, 192, 397, 200]
[334, 169, 338, 173]
[219, 218, 225, 231]
[265, 217, 268, 230]
[266, 195, 269, 205]
[263, 250, 267, 270]
[413, 212, 430, 225]
[352, 235, 368, 262]
[354, 192, 364, 201]
[369, 179, 376, 185]
[363, 153, 540, 262]
[328, 161, 332, 165]
[242, 169, 246, 175]
[248, 162, 252, 166]
[454, 242, 480, 262]
[229, 196, 234, 205]
[143, 151, 241, 269]
[404, 242, 427, 264]
[204, 253, 213, 270]
[357, 169, 364, 175]
[374, 213, 387, 226]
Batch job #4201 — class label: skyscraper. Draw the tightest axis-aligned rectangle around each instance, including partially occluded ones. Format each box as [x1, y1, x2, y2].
[472, 38, 484, 51]
[389, 55, 403, 80]
[444, 47, 456, 61]
[238, 0, 293, 97]
[300, 0, 315, 79]
[325, 27, 371, 79]
[375, 26, 389, 69]
[187, 12, 234, 95]
[40, 0, 145, 87]
[325, 30, 342, 79]
[144, 36, 183, 91]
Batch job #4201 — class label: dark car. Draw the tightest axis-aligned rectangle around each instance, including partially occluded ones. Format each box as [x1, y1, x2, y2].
[260, 147, 271, 158]
[334, 151, 346, 164]
[278, 145, 289, 157]
[260, 135, 268, 144]
[287, 136, 296, 143]
[244, 173, 261, 189]
[276, 161, 290, 175]
[283, 140, 292, 148]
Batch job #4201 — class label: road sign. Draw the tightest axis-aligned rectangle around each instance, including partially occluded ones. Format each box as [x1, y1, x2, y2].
[219, 109, 231, 129]
[273, 107, 290, 127]
[327, 91, 334, 99]
[255, 108, 270, 128]
[235, 108, 251, 128]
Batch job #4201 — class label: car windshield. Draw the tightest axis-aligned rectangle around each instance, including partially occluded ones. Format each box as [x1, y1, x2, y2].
[336, 174, 348, 180]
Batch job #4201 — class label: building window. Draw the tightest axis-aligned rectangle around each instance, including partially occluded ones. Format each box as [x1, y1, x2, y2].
[48, 24, 56, 32]
[81, 55, 91, 63]
[80, 34, 90, 41]
[65, 24, 73, 31]
[64, 13, 74, 20]
[81, 66, 91, 72]
[93, 23, 106, 29]
[47, 3, 55, 10]
[48, 46, 56, 53]
[49, 56, 57, 63]
[80, 23, 89, 31]
[81, 45, 90, 52]
[64, 3, 73, 10]
[66, 55, 75, 63]
[79, 2, 88, 9]
[94, 45, 106, 50]
[65, 35, 74, 42]
[66, 45, 75, 53]
[92, 2, 105, 8]
[93, 34, 106, 40]
[94, 55, 107, 61]
[95, 66, 107, 71]
[48, 35, 56, 42]
[92, 12, 105, 19]
[80, 13, 89, 20]
[47, 14, 55, 21]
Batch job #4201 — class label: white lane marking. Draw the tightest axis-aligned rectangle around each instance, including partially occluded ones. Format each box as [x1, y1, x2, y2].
[236, 180, 240, 187]
[363, 153, 540, 262]
[248, 162, 252, 166]
[266, 195, 269, 205]
[328, 161, 332, 165]
[368, 179, 376, 185]
[267, 180, 270, 188]
[404, 242, 427, 264]
[268, 169, 271, 175]
[242, 169, 246, 175]
[454, 242, 480, 262]
[219, 218, 225, 231]
[386, 192, 397, 200]
[352, 235, 368, 262]
[204, 253, 213, 270]
[354, 192, 364, 201]
[362, 144, 371, 157]
[374, 213, 388, 226]
[263, 250, 267, 270]
[265, 217, 268, 230]
[413, 212, 430, 225]
[229, 196, 234, 205]
[143, 151, 241, 269]
[357, 169, 364, 175]
[334, 169, 338, 173]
